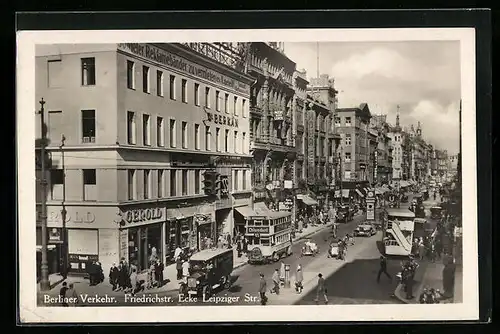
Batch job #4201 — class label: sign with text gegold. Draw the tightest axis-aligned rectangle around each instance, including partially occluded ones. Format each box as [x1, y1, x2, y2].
[118, 43, 250, 95]
[247, 226, 270, 234]
[122, 207, 165, 226]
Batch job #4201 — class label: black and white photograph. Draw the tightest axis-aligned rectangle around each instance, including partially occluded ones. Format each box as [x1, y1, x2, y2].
[17, 27, 478, 323]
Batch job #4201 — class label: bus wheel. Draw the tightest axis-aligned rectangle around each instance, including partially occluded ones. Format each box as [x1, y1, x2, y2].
[272, 252, 279, 262]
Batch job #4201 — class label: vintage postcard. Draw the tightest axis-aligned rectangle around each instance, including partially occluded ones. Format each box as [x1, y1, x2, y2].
[17, 28, 478, 323]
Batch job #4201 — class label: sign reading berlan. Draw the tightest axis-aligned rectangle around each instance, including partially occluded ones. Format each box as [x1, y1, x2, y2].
[118, 43, 250, 96]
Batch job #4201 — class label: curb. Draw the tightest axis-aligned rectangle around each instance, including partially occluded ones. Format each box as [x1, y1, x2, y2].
[394, 283, 412, 304]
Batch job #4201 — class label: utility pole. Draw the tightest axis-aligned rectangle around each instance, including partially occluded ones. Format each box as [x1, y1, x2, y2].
[60, 134, 67, 278]
[38, 97, 50, 291]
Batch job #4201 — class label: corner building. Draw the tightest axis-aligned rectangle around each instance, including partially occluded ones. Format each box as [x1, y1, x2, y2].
[35, 43, 253, 276]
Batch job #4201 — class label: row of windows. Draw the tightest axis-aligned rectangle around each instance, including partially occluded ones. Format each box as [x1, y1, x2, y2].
[127, 111, 248, 154]
[49, 169, 96, 201]
[126, 60, 248, 117]
[335, 116, 352, 127]
[48, 57, 96, 88]
[127, 169, 250, 200]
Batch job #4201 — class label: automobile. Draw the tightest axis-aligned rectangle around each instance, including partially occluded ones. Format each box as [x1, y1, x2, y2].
[300, 239, 319, 257]
[337, 205, 353, 223]
[354, 222, 377, 237]
[178, 248, 233, 300]
[430, 206, 443, 220]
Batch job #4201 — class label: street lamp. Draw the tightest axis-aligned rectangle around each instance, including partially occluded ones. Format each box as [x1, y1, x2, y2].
[333, 135, 342, 205]
[37, 98, 50, 291]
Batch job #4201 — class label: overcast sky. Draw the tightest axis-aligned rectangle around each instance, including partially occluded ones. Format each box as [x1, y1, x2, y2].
[283, 41, 461, 154]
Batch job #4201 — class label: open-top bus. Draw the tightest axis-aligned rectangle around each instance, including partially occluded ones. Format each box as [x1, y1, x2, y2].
[246, 207, 293, 264]
[383, 208, 416, 256]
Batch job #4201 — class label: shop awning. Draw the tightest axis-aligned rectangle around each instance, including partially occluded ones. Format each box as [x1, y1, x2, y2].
[296, 194, 318, 206]
[235, 206, 258, 218]
[355, 189, 364, 197]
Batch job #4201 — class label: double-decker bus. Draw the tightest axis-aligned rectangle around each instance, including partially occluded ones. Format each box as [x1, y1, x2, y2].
[383, 208, 416, 256]
[246, 207, 293, 264]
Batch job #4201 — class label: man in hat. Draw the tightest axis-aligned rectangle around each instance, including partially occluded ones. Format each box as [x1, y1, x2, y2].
[258, 273, 267, 305]
[377, 255, 392, 283]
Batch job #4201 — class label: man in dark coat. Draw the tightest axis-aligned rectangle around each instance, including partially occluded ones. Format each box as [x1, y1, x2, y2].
[259, 273, 267, 305]
[109, 263, 120, 291]
[377, 255, 392, 283]
[155, 259, 164, 288]
[176, 256, 183, 280]
[59, 282, 69, 306]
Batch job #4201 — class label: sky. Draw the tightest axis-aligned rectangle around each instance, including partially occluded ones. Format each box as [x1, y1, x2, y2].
[283, 41, 461, 154]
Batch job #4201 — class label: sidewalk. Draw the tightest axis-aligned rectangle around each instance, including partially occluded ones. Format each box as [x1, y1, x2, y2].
[38, 222, 334, 303]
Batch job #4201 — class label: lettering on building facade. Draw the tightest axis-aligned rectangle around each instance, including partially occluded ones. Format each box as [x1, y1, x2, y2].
[206, 112, 239, 128]
[118, 43, 250, 95]
[123, 207, 164, 225]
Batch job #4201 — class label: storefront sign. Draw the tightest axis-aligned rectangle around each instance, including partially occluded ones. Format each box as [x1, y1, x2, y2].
[118, 43, 250, 95]
[123, 208, 164, 225]
[206, 112, 239, 128]
[247, 226, 270, 234]
[47, 210, 94, 224]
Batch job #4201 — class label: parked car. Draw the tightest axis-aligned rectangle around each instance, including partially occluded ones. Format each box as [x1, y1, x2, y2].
[178, 248, 233, 300]
[354, 223, 377, 237]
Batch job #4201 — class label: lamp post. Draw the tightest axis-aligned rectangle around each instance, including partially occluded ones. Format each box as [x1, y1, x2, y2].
[38, 98, 50, 291]
[333, 135, 342, 206]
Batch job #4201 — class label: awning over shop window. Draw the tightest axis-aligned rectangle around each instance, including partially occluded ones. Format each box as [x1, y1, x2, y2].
[235, 206, 258, 218]
[355, 189, 364, 197]
[296, 194, 318, 206]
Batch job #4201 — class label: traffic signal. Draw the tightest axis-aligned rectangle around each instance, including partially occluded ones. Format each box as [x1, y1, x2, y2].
[203, 170, 219, 196]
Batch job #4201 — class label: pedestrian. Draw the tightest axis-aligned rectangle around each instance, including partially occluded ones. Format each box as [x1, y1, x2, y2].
[314, 273, 328, 304]
[129, 267, 138, 296]
[270, 269, 280, 295]
[259, 273, 268, 305]
[403, 267, 414, 300]
[147, 261, 155, 289]
[155, 259, 164, 288]
[176, 256, 183, 280]
[59, 282, 69, 307]
[295, 264, 303, 293]
[377, 255, 392, 283]
[243, 237, 248, 254]
[418, 239, 426, 261]
[65, 283, 79, 306]
[182, 258, 190, 278]
[236, 239, 242, 258]
[109, 263, 119, 291]
[419, 287, 429, 304]
[279, 261, 286, 287]
[174, 246, 183, 261]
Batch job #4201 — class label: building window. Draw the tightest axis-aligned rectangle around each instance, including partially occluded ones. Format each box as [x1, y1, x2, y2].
[182, 122, 188, 149]
[182, 170, 188, 196]
[81, 110, 96, 143]
[128, 170, 136, 200]
[47, 60, 63, 88]
[234, 170, 239, 191]
[170, 170, 177, 196]
[345, 117, 352, 127]
[142, 114, 150, 146]
[181, 79, 187, 103]
[127, 111, 136, 145]
[194, 170, 200, 194]
[50, 169, 64, 200]
[345, 134, 351, 146]
[127, 60, 135, 89]
[234, 96, 238, 116]
[143, 169, 151, 199]
[81, 58, 96, 86]
[194, 124, 200, 150]
[216, 91, 220, 111]
[157, 117, 164, 147]
[169, 75, 176, 100]
[242, 132, 246, 154]
[142, 66, 150, 93]
[234, 131, 238, 153]
[169, 119, 176, 148]
[158, 170, 164, 198]
[194, 83, 200, 106]
[205, 126, 211, 151]
[156, 70, 164, 97]
[224, 93, 229, 113]
[216, 127, 221, 152]
[242, 170, 247, 189]
[345, 152, 351, 162]
[225, 129, 229, 152]
[205, 87, 211, 108]
[83, 169, 97, 201]
[242, 99, 247, 118]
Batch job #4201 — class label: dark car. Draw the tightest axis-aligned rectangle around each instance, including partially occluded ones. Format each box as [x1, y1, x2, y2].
[354, 223, 377, 237]
[337, 205, 353, 223]
[179, 248, 233, 300]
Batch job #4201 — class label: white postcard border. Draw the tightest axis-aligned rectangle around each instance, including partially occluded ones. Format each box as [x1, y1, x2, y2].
[17, 28, 478, 323]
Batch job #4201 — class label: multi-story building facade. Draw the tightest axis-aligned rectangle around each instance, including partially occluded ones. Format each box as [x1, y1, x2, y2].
[408, 122, 430, 183]
[35, 43, 253, 276]
[371, 115, 393, 185]
[246, 42, 297, 213]
[388, 112, 405, 182]
[335, 103, 372, 196]
[305, 74, 340, 209]
[367, 127, 378, 186]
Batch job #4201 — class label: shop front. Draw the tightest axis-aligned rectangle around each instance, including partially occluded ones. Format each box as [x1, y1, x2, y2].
[119, 206, 166, 272]
[36, 225, 63, 279]
[233, 192, 253, 238]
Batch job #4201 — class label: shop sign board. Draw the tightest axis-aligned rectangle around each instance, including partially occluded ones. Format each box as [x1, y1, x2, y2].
[122, 207, 165, 226]
[247, 226, 270, 234]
